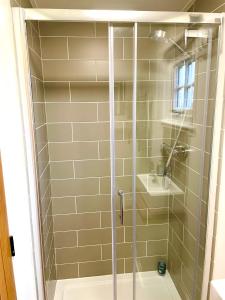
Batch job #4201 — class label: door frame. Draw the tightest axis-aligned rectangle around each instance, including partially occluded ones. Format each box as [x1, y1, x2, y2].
[0, 157, 17, 300]
[8, 6, 225, 300]
[11, 7, 46, 300]
[0, 2, 44, 300]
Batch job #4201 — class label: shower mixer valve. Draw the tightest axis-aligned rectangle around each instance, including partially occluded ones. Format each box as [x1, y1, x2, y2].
[161, 142, 189, 161]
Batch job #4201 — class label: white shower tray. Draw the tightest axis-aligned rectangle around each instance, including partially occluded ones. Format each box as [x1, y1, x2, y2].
[137, 173, 184, 196]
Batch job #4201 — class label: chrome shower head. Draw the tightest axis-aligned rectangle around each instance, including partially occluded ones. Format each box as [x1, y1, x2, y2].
[149, 30, 168, 41]
[149, 29, 187, 55]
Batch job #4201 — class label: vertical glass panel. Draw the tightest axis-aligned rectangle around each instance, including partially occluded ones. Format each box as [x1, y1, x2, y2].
[135, 23, 173, 300]
[135, 22, 219, 300]
[112, 23, 135, 299]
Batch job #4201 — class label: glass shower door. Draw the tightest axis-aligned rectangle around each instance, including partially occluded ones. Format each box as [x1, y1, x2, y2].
[109, 23, 136, 300]
[110, 20, 219, 300]
[135, 22, 218, 300]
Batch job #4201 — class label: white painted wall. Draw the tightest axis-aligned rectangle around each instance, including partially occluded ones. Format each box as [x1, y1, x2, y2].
[0, 0, 42, 299]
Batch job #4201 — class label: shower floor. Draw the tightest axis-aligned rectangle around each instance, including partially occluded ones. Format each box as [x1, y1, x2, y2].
[54, 271, 181, 300]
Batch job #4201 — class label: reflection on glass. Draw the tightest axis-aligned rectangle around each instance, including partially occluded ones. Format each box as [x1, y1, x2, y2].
[178, 64, 185, 86]
[188, 61, 195, 85]
[187, 86, 194, 108]
[177, 87, 185, 109]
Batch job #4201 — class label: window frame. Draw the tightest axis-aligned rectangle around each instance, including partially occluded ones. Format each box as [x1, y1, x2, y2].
[173, 58, 195, 113]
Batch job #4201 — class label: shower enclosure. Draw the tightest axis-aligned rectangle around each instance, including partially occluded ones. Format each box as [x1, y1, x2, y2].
[13, 8, 224, 300]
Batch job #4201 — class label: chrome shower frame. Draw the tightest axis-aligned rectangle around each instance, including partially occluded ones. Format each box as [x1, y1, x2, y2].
[12, 7, 225, 300]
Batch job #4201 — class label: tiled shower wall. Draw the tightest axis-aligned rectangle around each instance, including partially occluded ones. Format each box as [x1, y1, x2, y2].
[10, 1, 223, 298]
[27, 20, 219, 298]
[26, 21, 56, 299]
[41, 22, 120, 279]
[10, 0, 32, 8]
[40, 22, 170, 279]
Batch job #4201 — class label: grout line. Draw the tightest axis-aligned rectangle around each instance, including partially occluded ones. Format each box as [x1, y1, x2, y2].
[71, 122, 73, 142]
[122, 159, 125, 176]
[54, 239, 168, 248]
[35, 123, 46, 131]
[40, 182, 51, 203]
[55, 254, 168, 267]
[32, 75, 38, 103]
[44, 235, 55, 267]
[31, 74, 43, 83]
[98, 178, 101, 195]
[28, 46, 42, 61]
[77, 263, 80, 277]
[97, 141, 100, 159]
[69, 81, 72, 102]
[39, 161, 50, 179]
[74, 196, 77, 214]
[51, 207, 166, 216]
[52, 193, 110, 199]
[72, 160, 76, 179]
[43, 217, 54, 248]
[211, 2, 225, 12]
[97, 103, 99, 121]
[67, 36, 69, 60]
[53, 223, 169, 233]
[76, 231, 78, 247]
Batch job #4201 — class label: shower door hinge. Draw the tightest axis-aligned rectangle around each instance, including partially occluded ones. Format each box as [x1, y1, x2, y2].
[9, 236, 15, 257]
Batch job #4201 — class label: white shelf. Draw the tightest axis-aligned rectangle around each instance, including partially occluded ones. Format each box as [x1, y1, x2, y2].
[161, 118, 194, 130]
[137, 173, 184, 197]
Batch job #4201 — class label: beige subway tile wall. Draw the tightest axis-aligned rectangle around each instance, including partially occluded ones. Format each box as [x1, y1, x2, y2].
[10, 0, 32, 7]
[194, 0, 225, 12]
[40, 22, 115, 278]
[27, 21, 56, 300]
[38, 22, 171, 279]
[9, 1, 223, 298]
[26, 16, 219, 300]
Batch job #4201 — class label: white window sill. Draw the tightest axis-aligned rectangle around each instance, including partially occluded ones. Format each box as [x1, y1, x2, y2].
[161, 118, 194, 130]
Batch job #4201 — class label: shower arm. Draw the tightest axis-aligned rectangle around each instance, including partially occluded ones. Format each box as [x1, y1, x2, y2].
[164, 110, 188, 176]
[168, 37, 188, 55]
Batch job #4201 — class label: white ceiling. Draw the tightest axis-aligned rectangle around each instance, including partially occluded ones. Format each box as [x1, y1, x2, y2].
[32, 0, 195, 11]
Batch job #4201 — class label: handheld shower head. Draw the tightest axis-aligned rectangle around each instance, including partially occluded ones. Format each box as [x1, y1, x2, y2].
[149, 30, 168, 41]
[149, 29, 187, 55]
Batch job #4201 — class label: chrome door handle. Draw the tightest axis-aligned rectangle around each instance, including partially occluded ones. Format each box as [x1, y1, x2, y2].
[118, 190, 124, 225]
